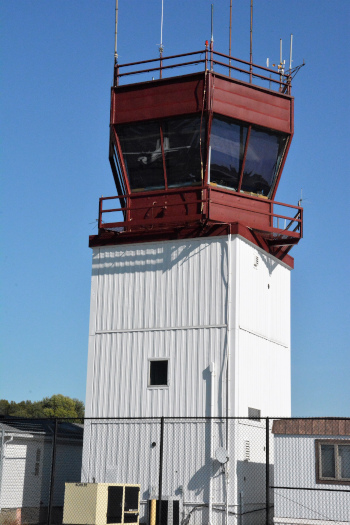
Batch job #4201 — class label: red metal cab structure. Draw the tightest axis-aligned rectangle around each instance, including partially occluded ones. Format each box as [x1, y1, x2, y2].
[91, 45, 302, 266]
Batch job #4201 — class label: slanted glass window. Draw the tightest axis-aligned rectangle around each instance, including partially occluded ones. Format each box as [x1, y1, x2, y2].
[241, 128, 288, 197]
[149, 360, 168, 387]
[210, 117, 248, 191]
[316, 440, 350, 484]
[162, 117, 204, 188]
[116, 121, 165, 192]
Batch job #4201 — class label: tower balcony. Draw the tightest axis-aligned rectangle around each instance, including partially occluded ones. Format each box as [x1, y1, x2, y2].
[90, 46, 302, 263]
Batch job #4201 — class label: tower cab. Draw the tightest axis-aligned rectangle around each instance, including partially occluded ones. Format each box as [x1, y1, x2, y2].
[91, 46, 302, 265]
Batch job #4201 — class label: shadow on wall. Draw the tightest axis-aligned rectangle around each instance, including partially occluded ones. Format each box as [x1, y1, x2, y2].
[236, 459, 274, 523]
[91, 238, 222, 277]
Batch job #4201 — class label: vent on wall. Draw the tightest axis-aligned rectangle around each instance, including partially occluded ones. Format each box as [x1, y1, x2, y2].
[248, 407, 261, 421]
[244, 440, 250, 461]
[253, 255, 259, 268]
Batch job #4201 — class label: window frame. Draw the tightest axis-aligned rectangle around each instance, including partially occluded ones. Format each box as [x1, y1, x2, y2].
[115, 115, 205, 194]
[315, 439, 350, 485]
[208, 114, 289, 199]
[148, 358, 169, 389]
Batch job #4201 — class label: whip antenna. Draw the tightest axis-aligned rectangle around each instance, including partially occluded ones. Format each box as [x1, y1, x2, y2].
[159, 0, 164, 54]
[114, 0, 118, 64]
[250, 0, 253, 82]
[229, 0, 232, 77]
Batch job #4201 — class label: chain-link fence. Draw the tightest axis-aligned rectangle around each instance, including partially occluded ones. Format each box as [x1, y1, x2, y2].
[0, 417, 349, 525]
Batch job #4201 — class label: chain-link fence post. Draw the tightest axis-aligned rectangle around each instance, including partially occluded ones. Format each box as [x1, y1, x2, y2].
[158, 416, 164, 525]
[266, 417, 270, 525]
[47, 418, 58, 525]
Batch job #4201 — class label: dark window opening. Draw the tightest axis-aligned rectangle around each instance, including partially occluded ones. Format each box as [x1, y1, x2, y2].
[149, 360, 168, 386]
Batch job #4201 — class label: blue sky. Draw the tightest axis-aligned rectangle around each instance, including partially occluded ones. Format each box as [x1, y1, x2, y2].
[1, 1, 349, 416]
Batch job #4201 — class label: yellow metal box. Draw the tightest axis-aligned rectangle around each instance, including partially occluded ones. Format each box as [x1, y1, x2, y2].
[63, 483, 140, 525]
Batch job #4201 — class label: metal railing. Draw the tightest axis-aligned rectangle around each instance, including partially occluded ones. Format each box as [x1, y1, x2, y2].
[114, 44, 292, 94]
[97, 188, 302, 239]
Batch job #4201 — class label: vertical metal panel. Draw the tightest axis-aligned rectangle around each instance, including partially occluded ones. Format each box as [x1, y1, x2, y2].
[234, 237, 291, 419]
[93, 238, 227, 332]
[90, 328, 226, 418]
[237, 237, 291, 347]
[237, 329, 291, 418]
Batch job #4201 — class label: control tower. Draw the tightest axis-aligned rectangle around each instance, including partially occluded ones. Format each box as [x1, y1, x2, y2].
[82, 36, 303, 524]
[85, 44, 302, 420]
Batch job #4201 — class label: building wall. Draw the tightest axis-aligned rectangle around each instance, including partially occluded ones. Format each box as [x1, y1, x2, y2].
[0, 435, 82, 509]
[0, 435, 49, 509]
[85, 235, 291, 420]
[83, 235, 292, 520]
[274, 434, 350, 523]
[235, 238, 291, 418]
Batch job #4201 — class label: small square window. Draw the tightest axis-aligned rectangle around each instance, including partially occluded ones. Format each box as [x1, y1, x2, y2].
[149, 360, 168, 387]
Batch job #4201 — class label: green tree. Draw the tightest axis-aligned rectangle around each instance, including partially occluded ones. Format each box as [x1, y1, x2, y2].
[0, 395, 84, 418]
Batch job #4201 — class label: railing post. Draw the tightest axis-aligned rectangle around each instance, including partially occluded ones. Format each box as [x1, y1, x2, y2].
[158, 416, 165, 525]
[47, 418, 58, 525]
[266, 417, 270, 525]
[114, 64, 120, 87]
[98, 197, 103, 230]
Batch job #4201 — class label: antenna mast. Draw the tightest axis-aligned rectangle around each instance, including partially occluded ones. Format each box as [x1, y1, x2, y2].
[289, 34, 293, 70]
[114, 0, 118, 64]
[250, 0, 253, 82]
[159, 0, 164, 78]
[229, 0, 232, 77]
[160, 0, 164, 54]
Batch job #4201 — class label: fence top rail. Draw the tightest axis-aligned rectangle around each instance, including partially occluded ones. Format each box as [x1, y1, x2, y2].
[2, 416, 347, 422]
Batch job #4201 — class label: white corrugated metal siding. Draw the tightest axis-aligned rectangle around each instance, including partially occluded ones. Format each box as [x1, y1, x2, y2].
[90, 328, 226, 418]
[86, 235, 292, 419]
[92, 238, 227, 333]
[274, 434, 350, 521]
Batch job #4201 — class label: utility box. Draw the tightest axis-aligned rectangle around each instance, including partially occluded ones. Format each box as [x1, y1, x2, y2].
[63, 483, 140, 525]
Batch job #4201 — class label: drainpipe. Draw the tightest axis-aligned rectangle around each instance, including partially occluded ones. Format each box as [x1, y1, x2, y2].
[225, 231, 232, 524]
[209, 361, 215, 525]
